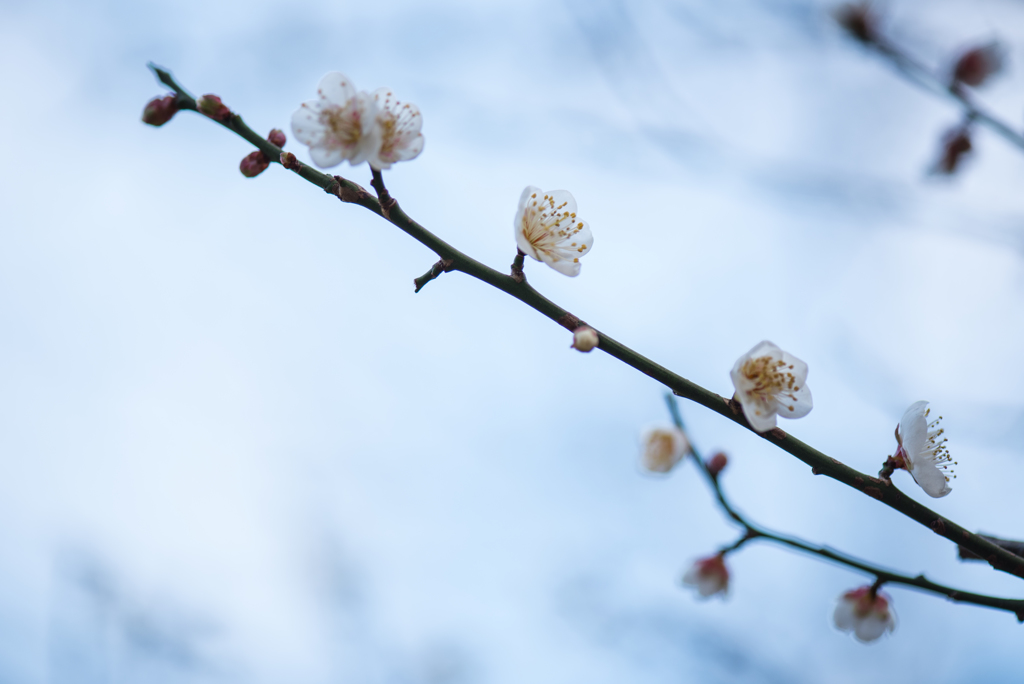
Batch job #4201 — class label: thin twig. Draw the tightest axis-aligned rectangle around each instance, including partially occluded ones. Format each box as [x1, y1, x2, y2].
[145, 63, 1024, 584]
[665, 394, 1024, 621]
[835, 24, 1024, 152]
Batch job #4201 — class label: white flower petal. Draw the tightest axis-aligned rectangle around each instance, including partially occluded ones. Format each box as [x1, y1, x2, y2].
[898, 401, 929, 458]
[908, 460, 952, 498]
[853, 615, 891, 643]
[742, 399, 779, 432]
[696, 574, 725, 597]
[309, 145, 346, 168]
[547, 257, 582, 277]
[316, 72, 356, 107]
[776, 383, 813, 419]
[291, 101, 328, 146]
[832, 599, 857, 631]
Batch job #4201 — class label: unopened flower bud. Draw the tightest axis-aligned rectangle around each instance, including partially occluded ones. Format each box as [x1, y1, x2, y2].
[197, 94, 232, 122]
[707, 451, 728, 477]
[141, 94, 179, 127]
[268, 128, 287, 147]
[571, 326, 599, 352]
[682, 554, 729, 598]
[952, 42, 1005, 88]
[240, 151, 271, 178]
[833, 586, 896, 642]
[833, 2, 877, 44]
[932, 125, 972, 175]
[279, 151, 300, 170]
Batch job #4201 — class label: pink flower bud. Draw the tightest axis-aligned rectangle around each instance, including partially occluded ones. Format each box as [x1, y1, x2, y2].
[571, 326, 599, 352]
[682, 554, 729, 598]
[197, 94, 232, 122]
[833, 586, 896, 642]
[141, 95, 179, 127]
[707, 451, 728, 477]
[953, 42, 1005, 88]
[239, 151, 271, 178]
[833, 2, 877, 44]
[268, 129, 287, 147]
[933, 125, 972, 175]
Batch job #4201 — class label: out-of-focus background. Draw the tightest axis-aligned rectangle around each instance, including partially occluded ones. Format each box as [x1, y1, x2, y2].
[2, 0, 1024, 681]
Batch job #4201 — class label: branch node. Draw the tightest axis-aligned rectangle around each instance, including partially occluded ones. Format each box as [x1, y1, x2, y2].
[329, 175, 373, 204]
[930, 519, 947, 535]
[369, 168, 397, 219]
[280, 151, 301, 171]
[557, 313, 583, 332]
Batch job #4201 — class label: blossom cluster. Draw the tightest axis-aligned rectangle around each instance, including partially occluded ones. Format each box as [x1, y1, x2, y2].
[291, 72, 424, 172]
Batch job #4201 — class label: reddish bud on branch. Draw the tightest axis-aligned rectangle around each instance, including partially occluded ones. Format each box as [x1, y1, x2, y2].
[268, 128, 287, 147]
[707, 451, 728, 478]
[833, 2, 878, 44]
[240, 151, 271, 178]
[197, 94, 232, 122]
[141, 94, 179, 126]
[933, 125, 973, 175]
[952, 42, 1005, 88]
[279, 151, 300, 170]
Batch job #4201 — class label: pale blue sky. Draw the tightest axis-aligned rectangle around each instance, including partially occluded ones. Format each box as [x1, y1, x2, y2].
[2, 0, 1024, 682]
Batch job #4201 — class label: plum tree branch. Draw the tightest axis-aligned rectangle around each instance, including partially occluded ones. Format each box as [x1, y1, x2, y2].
[146, 63, 1024, 585]
[665, 395, 1024, 621]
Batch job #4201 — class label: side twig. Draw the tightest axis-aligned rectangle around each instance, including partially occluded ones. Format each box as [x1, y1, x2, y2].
[665, 395, 1024, 621]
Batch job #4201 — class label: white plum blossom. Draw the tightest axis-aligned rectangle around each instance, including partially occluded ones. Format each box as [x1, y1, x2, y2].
[729, 341, 812, 432]
[639, 426, 690, 473]
[291, 72, 381, 168]
[895, 401, 955, 498]
[367, 88, 424, 170]
[682, 554, 730, 598]
[833, 586, 896, 643]
[514, 186, 592, 277]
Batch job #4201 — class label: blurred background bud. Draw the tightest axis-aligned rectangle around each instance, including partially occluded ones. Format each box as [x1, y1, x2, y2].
[196, 94, 231, 122]
[707, 451, 728, 477]
[268, 128, 287, 147]
[833, 2, 878, 44]
[952, 41, 1006, 88]
[932, 124, 973, 175]
[239, 151, 270, 178]
[141, 95, 179, 127]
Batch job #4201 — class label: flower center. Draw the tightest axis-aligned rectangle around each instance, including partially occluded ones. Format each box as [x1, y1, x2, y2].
[919, 409, 957, 482]
[521, 193, 587, 263]
[740, 355, 800, 407]
[321, 104, 363, 149]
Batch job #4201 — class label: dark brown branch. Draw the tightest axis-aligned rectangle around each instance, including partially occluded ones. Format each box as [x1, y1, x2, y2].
[959, 535, 1024, 563]
[665, 395, 1024, 621]
[146, 63, 1024, 584]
